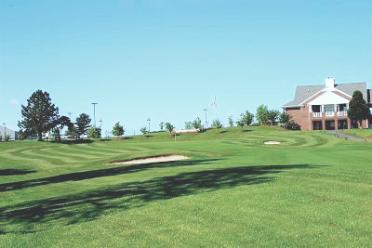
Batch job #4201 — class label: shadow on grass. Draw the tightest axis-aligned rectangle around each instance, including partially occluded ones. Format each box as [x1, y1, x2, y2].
[0, 163, 311, 234]
[0, 169, 36, 176]
[242, 129, 253, 133]
[0, 159, 219, 192]
[53, 139, 94, 145]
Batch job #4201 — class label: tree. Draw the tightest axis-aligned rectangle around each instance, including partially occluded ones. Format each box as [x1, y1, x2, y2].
[88, 127, 101, 139]
[140, 127, 148, 135]
[256, 105, 269, 125]
[192, 117, 203, 129]
[279, 111, 290, 124]
[348, 90, 370, 128]
[267, 110, 280, 125]
[65, 126, 78, 140]
[240, 111, 254, 126]
[165, 122, 175, 133]
[50, 116, 73, 142]
[228, 116, 235, 127]
[75, 113, 91, 139]
[159, 122, 164, 131]
[212, 119, 223, 129]
[18, 90, 60, 141]
[236, 120, 244, 128]
[184, 121, 193, 129]
[112, 122, 124, 137]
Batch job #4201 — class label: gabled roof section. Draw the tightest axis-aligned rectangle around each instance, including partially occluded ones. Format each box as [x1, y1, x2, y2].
[283, 82, 368, 108]
[307, 91, 349, 105]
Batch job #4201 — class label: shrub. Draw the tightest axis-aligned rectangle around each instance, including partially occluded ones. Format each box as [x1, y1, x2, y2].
[192, 117, 203, 129]
[236, 120, 244, 128]
[140, 127, 148, 135]
[283, 121, 301, 130]
[88, 127, 102, 139]
[184, 121, 193, 129]
[279, 111, 290, 124]
[212, 119, 223, 129]
[228, 117, 234, 127]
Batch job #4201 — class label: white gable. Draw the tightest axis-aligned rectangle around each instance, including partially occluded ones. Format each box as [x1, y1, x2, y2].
[308, 90, 349, 105]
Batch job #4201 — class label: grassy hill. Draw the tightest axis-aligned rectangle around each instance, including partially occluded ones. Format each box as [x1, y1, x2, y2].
[0, 127, 371, 247]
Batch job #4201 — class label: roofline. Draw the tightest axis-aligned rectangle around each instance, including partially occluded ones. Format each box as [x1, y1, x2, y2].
[282, 104, 303, 108]
[298, 86, 353, 106]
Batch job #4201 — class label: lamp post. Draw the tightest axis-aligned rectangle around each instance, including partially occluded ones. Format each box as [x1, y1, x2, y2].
[203, 108, 208, 128]
[147, 118, 151, 133]
[2, 122, 5, 140]
[91, 103, 98, 127]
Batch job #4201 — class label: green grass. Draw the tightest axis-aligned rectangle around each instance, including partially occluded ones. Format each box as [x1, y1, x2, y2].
[343, 128, 372, 139]
[0, 127, 371, 247]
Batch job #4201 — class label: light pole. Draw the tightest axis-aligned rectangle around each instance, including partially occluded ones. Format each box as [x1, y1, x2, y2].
[91, 103, 98, 127]
[2, 122, 5, 140]
[203, 108, 208, 128]
[147, 118, 151, 133]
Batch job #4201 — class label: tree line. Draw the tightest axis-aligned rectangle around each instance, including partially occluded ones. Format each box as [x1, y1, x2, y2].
[16, 89, 370, 141]
[18, 90, 110, 141]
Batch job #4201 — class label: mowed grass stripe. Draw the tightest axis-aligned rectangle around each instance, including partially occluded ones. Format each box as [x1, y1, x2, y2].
[0, 126, 371, 247]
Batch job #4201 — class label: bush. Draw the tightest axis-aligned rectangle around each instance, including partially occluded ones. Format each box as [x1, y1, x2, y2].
[283, 121, 301, 130]
[212, 119, 223, 129]
[184, 121, 193, 129]
[279, 111, 290, 124]
[228, 117, 234, 127]
[192, 117, 203, 129]
[0, 135, 2, 142]
[140, 127, 148, 135]
[88, 127, 102, 139]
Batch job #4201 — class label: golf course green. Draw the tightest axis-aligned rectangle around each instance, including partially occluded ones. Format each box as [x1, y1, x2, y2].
[0, 127, 371, 247]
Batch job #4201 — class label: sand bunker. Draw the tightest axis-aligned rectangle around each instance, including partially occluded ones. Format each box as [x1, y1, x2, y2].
[113, 155, 189, 165]
[264, 141, 281, 145]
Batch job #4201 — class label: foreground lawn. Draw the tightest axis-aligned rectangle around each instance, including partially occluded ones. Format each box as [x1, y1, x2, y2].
[0, 127, 371, 247]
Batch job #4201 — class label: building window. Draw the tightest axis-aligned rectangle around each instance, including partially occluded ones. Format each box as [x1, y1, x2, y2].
[338, 104, 347, 112]
[324, 104, 335, 112]
[312, 121, 322, 130]
[338, 120, 348, 129]
[325, 120, 335, 130]
[311, 105, 321, 112]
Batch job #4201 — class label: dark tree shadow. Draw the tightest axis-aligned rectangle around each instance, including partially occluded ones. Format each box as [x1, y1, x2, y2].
[0, 164, 312, 234]
[0, 169, 36, 176]
[242, 129, 253, 132]
[0, 159, 220, 192]
[54, 139, 94, 145]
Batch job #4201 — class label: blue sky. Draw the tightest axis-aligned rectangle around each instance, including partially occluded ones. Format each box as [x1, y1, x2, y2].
[1, 0, 372, 133]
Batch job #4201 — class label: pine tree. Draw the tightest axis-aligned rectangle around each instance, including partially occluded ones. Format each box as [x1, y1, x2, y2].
[348, 91, 370, 128]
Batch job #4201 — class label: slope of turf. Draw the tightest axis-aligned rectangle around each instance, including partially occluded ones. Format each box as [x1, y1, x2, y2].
[0, 127, 371, 247]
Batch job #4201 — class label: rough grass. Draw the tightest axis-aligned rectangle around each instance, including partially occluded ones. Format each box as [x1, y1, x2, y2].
[0, 127, 371, 247]
[343, 129, 372, 139]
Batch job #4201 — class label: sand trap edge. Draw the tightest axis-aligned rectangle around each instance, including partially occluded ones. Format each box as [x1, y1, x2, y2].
[112, 155, 189, 165]
[264, 141, 281, 145]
